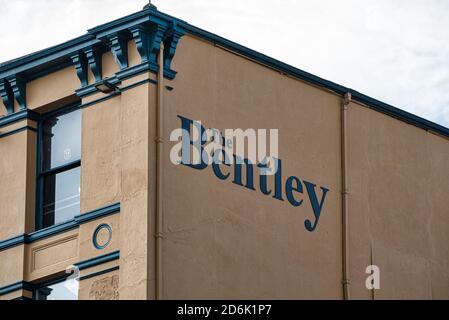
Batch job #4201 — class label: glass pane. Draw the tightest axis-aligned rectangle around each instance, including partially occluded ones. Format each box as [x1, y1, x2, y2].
[36, 281, 78, 300]
[42, 167, 80, 228]
[42, 108, 81, 171]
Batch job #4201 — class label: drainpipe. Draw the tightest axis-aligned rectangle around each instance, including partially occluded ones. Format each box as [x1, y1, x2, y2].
[341, 92, 351, 300]
[155, 42, 165, 300]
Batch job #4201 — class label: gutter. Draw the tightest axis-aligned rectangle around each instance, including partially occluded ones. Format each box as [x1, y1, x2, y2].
[155, 41, 165, 300]
[341, 93, 351, 300]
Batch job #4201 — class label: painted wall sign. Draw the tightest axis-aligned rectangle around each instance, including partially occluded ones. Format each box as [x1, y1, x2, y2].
[170, 115, 330, 232]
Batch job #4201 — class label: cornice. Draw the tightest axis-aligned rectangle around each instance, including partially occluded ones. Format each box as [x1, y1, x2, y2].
[0, 6, 185, 117]
[0, 109, 39, 128]
[0, 6, 447, 140]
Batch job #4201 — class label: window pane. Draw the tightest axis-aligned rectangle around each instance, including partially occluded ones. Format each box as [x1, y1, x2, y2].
[42, 108, 81, 171]
[42, 167, 80, 228]
[36, 281, 78, 300]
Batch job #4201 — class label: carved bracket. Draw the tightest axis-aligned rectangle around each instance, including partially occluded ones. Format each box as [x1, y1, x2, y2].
[148, 24, 167, 66]
[128, 22, 184, 79]
[70, 51, 89, 87]
[129, 25, 150, 63]
[7, 76, 26, 111]
[129, 24, 167, 67]
[163, 22, 185, 72]
[0, 79, 14, 114]
[108, 32, 129, 70]
[84, 47, 103, 83]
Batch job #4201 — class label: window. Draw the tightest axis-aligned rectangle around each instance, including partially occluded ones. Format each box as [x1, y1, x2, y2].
[34, 278, 78, 300]
[37, 106, 81, 230]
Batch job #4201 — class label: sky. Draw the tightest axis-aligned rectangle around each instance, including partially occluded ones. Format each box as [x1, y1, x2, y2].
[0, 0, 448, 128]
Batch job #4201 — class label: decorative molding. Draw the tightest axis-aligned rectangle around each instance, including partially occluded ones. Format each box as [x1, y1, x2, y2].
[148, 24, 167, 67]
[0, 281, 34, 297]
[163, 21, 185, 73]
[84, 46, 103, 83]
[0, 203, 120, 252]
[70, 51, 88, 87]
[0, 252, 120, 297]
[130, 25, 150, 63]
[0, 78, 14, 114]
[115, 61, 151, 81]
[6, 75, 26, 111]
[27, 220, 79, 244]
[74, 203, 120, 225]
[75, 77, 121, 98]
[0, 9, 186, 116]
[108, 32, 129, 70]
[0, 34, 99, 77]
[75, 250, 120, 271]
[0, 126, 37, 139]
[75, 69, 160, 99]
[0, 234, 26, 252]
[79, 266, 119, 281]
[0, 109, 39, 128]
[80, 91, 121, 109]
[116, 61, 176, 81]
[77, 77, 158, 108]
[92, 224, 113, 250]
[0, 8, 446, 139]
[31, 233, 79, 272]
[128, 23, 181, 80]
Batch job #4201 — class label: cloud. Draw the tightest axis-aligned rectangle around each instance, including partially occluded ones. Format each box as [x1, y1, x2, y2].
[0, 0, 448, 127]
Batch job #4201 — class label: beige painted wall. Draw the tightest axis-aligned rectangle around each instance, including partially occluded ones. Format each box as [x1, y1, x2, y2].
[25, 229, 79, 282]
[162, 35, 343, 299]
[0, 123, 36, 239]
[103, 52, 120, 80]
[347, 101, 449, 299]
[27, 66, 80, 110]
[117, 73, 156, 300]
[128, 40, 141, 68]
[80, 95, 121, 213]
[79, 268, 119, 300]
[159, 34, 449, 300]
[78, 215, 120, 262]
[1, 32, 448, 301]
[0, 245, 25, 288]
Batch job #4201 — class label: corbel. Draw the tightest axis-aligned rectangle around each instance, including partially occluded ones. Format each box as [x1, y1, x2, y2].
[84, 46, 103, 83]
[129, 25, 150, 63]
[70, 51, 89, 87]
[7, 75, 26, 111]
[148, 24, 167, 66]
[163, 21, 185, 72]
[108, 32, 129, 70]
[0, 78, 14, 114]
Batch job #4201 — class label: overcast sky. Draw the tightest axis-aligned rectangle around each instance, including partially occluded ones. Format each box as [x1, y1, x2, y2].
[0, 0, 448, 127]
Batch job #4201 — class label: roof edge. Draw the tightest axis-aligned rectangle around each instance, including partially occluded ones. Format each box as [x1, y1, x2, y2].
[0, 8, 447, 138]
[181, 22, 449, 138]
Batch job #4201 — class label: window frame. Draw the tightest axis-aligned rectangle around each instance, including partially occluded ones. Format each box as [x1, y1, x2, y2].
[33, 273, 79, 300]
[35, 103, 82, 231]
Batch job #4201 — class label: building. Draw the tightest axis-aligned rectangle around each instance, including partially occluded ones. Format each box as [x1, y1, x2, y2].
[0, 5, 448, 300]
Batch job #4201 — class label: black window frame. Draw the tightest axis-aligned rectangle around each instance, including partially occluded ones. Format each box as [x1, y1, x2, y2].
[33, 273, 79, 300]
[35, 103, 82, 231]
